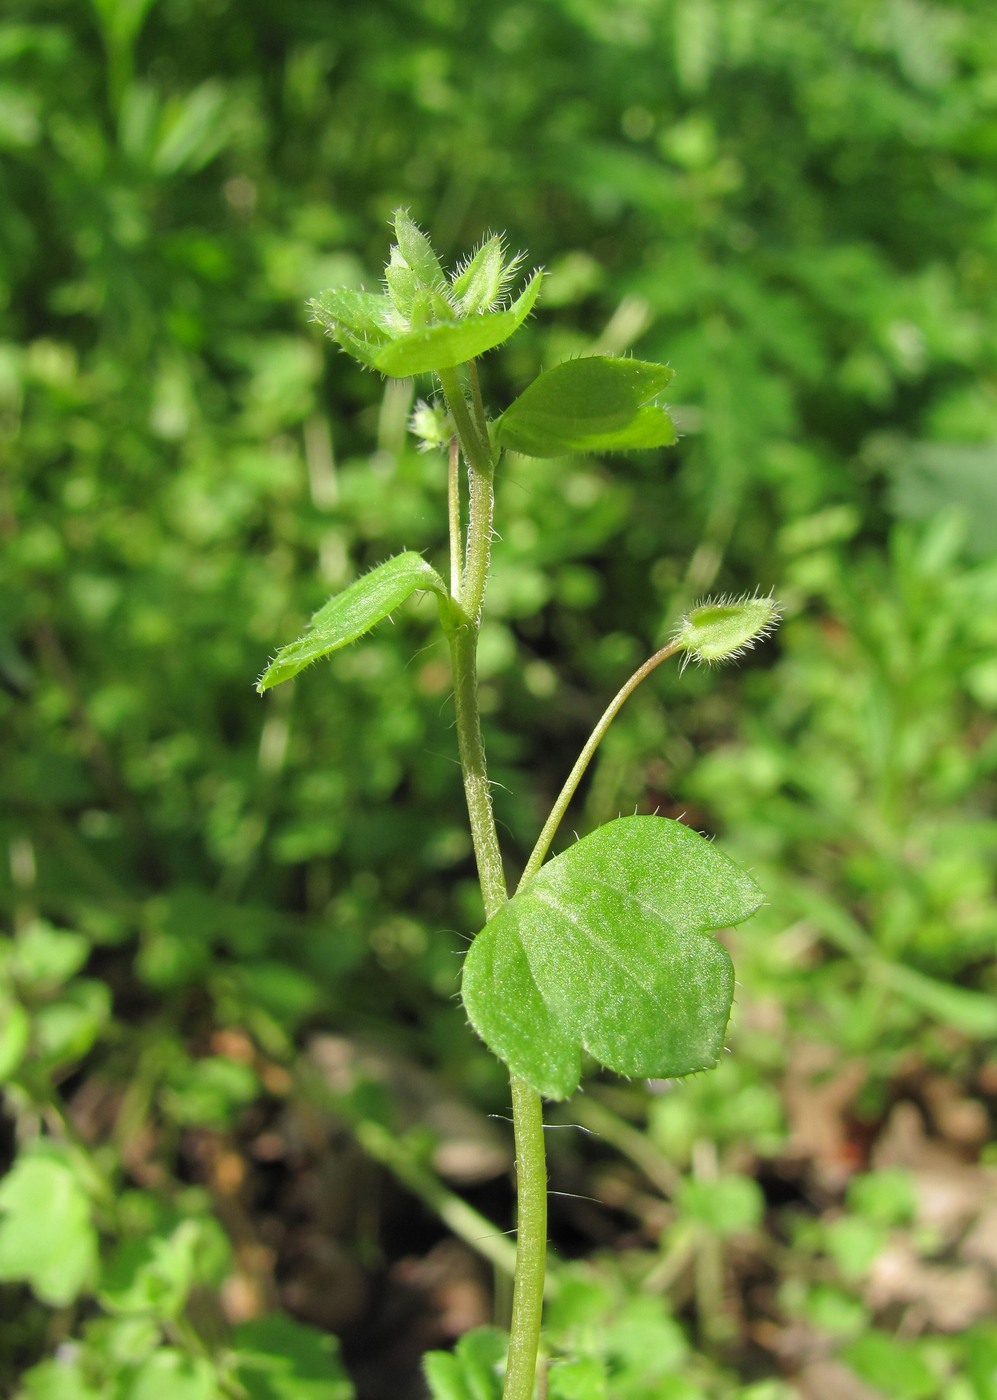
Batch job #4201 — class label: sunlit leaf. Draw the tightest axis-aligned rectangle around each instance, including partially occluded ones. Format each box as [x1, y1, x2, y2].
[496, 357, 676, 457]
[308, 288, 397, 367]
[374, 273, 542, 377]
[461, 817, 763, 1100]
[0, 1148, 99, 1305]
[257, 553, 450, 691]
[391, 209, 447, 294]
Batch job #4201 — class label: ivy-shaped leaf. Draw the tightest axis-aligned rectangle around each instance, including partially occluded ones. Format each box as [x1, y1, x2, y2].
[461, 817, 763, 1100]
[257, 552, 451, 692]
[496, 356, 676, 457]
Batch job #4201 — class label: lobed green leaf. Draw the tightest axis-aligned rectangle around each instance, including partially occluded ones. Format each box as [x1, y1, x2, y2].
[257, 552, 450, 691]
[373, 272, 542, 377]
[461, 816, 763, 1100]
[496, 356, 677, 457]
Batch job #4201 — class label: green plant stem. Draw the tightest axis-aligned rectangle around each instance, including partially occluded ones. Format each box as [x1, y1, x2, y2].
[438, 365, 493, 625]
[448, 434, 463, 598]
[521, 639, 681, 884]
[505, 1076, 547, 1400]
[440, 361, 547, 1400]
[449, 623, 507, 917]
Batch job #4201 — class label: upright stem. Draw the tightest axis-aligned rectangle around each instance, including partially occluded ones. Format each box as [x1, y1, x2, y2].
[439, 362, 547, 1400]
[505, 1077, 547, 1400]
[449, 623, 507, 917]
[448, 435, 463, 599]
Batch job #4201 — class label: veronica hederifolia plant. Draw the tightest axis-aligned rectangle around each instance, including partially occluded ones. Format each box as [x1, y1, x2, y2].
[257, 212, 779, 1400]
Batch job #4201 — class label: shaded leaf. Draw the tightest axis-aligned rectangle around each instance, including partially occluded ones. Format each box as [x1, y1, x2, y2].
[232, 1314, 355, 1400]
[496, 357, 676, 457]
[257, 553, 450, 691]
[461, 817, 763, 1100]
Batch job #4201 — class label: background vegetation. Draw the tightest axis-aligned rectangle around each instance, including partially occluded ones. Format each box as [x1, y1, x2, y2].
[2, 1, 996, 1396]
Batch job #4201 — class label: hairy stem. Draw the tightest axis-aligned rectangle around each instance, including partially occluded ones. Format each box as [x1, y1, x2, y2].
[505, 1077, 547, 1400]
[521, 639, 681, 886]
[449, 622, 507, 917]
[448, 434, 463, 599]
[440, 361, 547, 1400]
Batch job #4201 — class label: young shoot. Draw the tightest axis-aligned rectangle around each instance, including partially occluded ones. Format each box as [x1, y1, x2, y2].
[258, 211, 779, 1400]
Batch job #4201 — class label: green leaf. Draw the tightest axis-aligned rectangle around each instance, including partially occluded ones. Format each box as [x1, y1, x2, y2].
[423, 1326, 506, 1400]
[842, 1331, 938, 1399]
[119, 1349, 217, 1400]
[449, 235, 506, 315]
[964, 1324, 997, 1400]
[16, 1358, 104, 1400]
[495, 357, 676, 458]
[391, 209, 446, 295]
[461, 816, 763, 1100]
[373, 273, 542, 377]
[232, 1314, 355, 1400]
[0, 1148, 99, 1305]
[100, 1214, 231, 1318]
[450, 235, 524, 316]
[548, 1357, 607, 1400]
[308, 289, 397, 368]
[8, 919, 90, 990]
[257, 553, 450, 692]
[677, 1174, 765, 1236]
[34, 978, 111, 1068]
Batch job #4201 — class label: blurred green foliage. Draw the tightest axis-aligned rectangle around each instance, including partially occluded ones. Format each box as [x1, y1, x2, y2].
[2, 0, 996, 1394]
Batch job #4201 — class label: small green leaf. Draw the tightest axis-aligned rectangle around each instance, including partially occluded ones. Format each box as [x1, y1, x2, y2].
[232, 1314, 355, 1400]
[423, 1326, 506, 1400]
[17, 1357, 104, 1400]
[548, 1356, 608, 1400]
[308, 289, 397, 368]
[675, 593, 781, 665]
[8, 919, 90, 990]
[676, 1174, 765, 1236]
[450, 235, 524, 316]
[0, 1148, 99, 1305]
[391, 209, 447, 295]
[119, 1349, 217, 1400]
[461, 816, 763, 1100]
[449, 235, 506, 315]
[100, 1214, 231, 1318]
[257, 552, 450, 691]
[373, 273, 542, 377]
[496, 357, 676, 457]
[842, 1331, 938, 1399]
